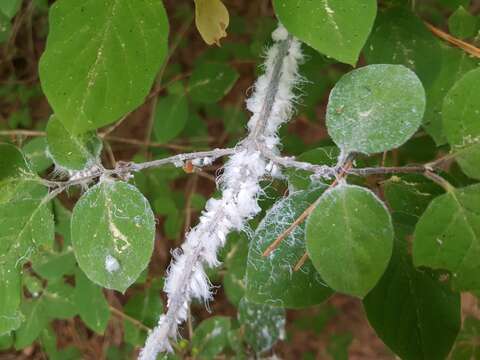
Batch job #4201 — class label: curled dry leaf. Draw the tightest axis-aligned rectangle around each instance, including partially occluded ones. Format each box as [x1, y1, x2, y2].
[194, 0, 230, 46]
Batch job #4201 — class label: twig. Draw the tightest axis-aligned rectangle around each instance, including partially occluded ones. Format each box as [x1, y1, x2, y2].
[109, 306, 151, 332]
[423, 170, 455, 192]
[425, 22, 480, 58]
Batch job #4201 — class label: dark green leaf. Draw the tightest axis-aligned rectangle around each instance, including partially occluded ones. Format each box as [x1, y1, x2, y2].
[188, 62, 239, 103]
[43, 280, 77, 319]
[326, 64, 425, 154]
[153, 95, 189, 144]
[23, 137, 53, 173]
[0, 0, 21, 19]
[448, 6, 478, 39]
[365, 7, 442, 89]
[364, 225, 461, 360]
[306, 185, 394, 298]
[14, 298, 48, 349]
[223, 233, 248, 306]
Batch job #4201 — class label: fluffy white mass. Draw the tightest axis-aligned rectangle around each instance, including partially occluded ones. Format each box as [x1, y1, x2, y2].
[139, 24, 303, 360]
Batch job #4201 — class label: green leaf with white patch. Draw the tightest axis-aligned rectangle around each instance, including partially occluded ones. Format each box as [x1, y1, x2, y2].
[191, 316, 231, 359]
[74, 269, 110, 334]
[153, 94, 189, 144]
[326, 64, 425, 154]
[364, 224, 461, 360]
[188, 62, 239, 103]
[306, 185, 394, 298]
[413, 184, 480, 291]
[246, 187, 333, 308]
[71, 181, 156, 292]
[46, 115, 102, 171]
[39, 0, 169, 134]
[237, 297, 285, 354]
[273, 0, 377, 65]
[442, 68, 480, 180]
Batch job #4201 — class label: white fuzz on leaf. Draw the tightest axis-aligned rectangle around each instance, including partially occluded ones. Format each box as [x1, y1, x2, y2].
[139, 24, 303, 360]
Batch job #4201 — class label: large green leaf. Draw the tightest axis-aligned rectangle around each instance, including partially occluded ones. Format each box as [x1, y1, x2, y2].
[188, 62, 239, 103]
[237, 297, 285, 354]
[245, 187, 332, 308]
[413, 184, 480, 291]
[448, 6, 478, 39]
[306, 185, 394, 298]
[191, 316, 231, 359]
[71, 181, 156, 292]
[23, 137, 53, 174]
[153, 94, 189, 144]
[74, 269, 110, 334]
[365, 7, 442, 89]
[0, 0, 21, 19]
[46, 115, 102, 170]
[43, 280, 77, 319]
[39, 0, 169, 134]
[364, 225, 461, 360]
[423, 45, 478, 144]
[326, 64, 425, 154]
[442, 68, 480, 180]
[272, 0, 377, 65]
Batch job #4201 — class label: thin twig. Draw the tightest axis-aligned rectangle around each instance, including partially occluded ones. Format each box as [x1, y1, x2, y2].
[109, 306, 150, 332]
[425, 22, 480, 58]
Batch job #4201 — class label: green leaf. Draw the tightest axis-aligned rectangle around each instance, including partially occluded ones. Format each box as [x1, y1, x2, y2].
[448, 6, 478, 39]
[0, 263, 23, 336]
[306, 185, 394, 298]
[123, 279, 163, 346]
[153, 95, 189, 144]
[43, 281, 77, 319]
[326, 64, 425, 154]
[449, 316, 480, 360]
[365, 7, 442, 89]
[0, 0, 21, 19]
[71, 181, 156, 292]
[413, 184, 480, 291]
[246, 187, 333, 308]
[0, 13, 11, 43]
[191, 316, 231, 359]
[32, 250, 76, 280]
[39, 0, 169, 134]
[74, 269, 110, 334]
[188, 62, 239, 103]
[223, 233, 248, 306]
[0, 145, 54, 262]
[384, 174, 443, 226]
[14, 298, 48, 349]
[272, 0, 377, 66]
[423, 45, 478, 144]
[0, 333, 13, 350]
[237, 297, 285, 354]
[364, 225, 461, 360]
[442, 68, 480, 180]
[46, 115, 102, 171]
[23, 137, 53, 174]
